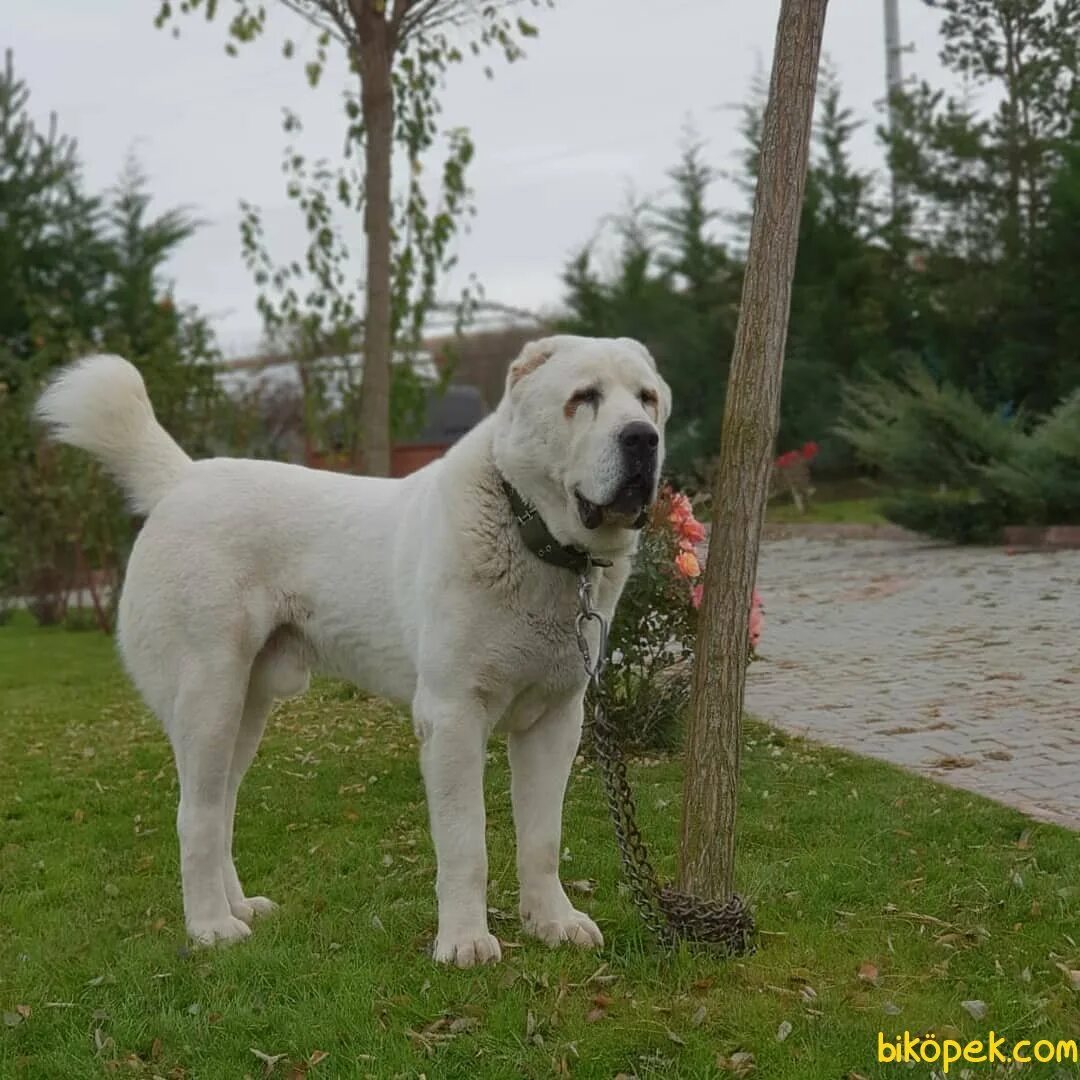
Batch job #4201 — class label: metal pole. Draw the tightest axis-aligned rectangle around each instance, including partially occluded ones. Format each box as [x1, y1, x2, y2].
[884, 0, 904, 211]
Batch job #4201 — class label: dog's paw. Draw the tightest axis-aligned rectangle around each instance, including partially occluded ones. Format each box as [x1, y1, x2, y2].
[188, 915, 253, 947]
[433, 931, 502, 969]
[231, 895, 278, 925]
[524, 908, 604, 949]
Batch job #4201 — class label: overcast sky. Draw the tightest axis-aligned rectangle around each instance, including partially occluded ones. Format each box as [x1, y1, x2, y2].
[10, 0, 952, 357]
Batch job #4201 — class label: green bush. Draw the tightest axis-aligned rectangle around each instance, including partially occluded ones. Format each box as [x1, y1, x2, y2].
[880, 492, 1012, 545]
[838, 364, 1080, 543]
[836, 363, 1022, 489]
[983, 389, 1080, 525]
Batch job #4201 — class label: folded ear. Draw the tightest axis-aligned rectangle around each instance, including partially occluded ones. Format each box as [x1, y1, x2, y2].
[506, 338, 557, 394]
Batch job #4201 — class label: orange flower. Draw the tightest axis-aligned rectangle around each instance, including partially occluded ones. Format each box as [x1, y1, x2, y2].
[678, 518, 706, 545]
[674, 550, 701, 579]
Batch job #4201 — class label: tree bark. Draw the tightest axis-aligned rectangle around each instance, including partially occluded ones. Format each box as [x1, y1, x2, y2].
[356, 4, 394, 477]
[678, 0, 829, 899]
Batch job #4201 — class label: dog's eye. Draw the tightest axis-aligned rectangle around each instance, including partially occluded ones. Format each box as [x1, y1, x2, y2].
[569, 387, 601, 408]
[639, 388, 659, 408]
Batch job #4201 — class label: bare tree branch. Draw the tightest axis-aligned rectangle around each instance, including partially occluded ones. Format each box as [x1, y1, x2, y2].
[278, 0, 351, 46]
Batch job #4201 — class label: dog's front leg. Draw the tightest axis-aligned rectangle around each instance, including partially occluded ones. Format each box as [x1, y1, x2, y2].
[508, 696, 603, 949]
[413, 686, 500, 968]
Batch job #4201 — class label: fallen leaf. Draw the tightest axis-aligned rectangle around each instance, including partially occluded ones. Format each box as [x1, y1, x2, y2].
[591, 993, 612, 1009]
[883, 1001, 902, 1016]
[567, 879, 596, 894]
[961, 999, 988, 1020]
[1055, 963, 1080, 990]
[717, 1050, 756, 1076]
[15, 1005, 30, 1020]
[667, 1029, 686, 1046]
[857, 962, 880, 985]
[585, 1007, 606, 1023]
[309, 1049, 330, 1066]
[691, 1005, 707, 1027]
[2, 1012, 22, 1028]
[448, 1017, 476, 1034]
[776, 1020, 793, 1042]
[151, 1037, 163, 1060]
[929, 755, 978, 770]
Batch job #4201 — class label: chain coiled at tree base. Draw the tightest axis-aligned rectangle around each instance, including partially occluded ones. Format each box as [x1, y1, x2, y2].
[577, 572, 756, 955]
[586, 693, 756, 953]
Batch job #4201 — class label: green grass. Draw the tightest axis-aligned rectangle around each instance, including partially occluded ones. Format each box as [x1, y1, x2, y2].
[1, 615, 1078, 1079]
[767, 496, 887, 526]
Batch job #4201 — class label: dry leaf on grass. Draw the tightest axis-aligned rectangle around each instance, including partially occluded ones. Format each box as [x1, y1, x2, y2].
[716, 1050, 756, 1076]
[857, 962, 880, 985]
[960, 999, 988, 1020]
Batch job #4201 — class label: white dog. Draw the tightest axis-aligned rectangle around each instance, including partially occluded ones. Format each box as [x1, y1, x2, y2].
[37, 335, 670, 967]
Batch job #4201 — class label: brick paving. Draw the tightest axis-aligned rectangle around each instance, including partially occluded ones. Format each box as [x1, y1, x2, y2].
[745, 537, 1080, 829]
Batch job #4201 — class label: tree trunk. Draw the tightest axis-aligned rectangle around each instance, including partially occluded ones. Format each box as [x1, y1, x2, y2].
[357, 8, 394, 477]
[678, 0, 829, 899]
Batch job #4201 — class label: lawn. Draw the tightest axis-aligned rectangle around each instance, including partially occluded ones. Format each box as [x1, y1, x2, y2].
[766, 479, 888, 527]
[766, 496, 887, 526]
[1, 615, 1078, 1079]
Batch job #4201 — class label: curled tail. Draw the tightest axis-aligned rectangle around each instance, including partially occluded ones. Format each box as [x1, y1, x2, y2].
[35, 354, 192, 515]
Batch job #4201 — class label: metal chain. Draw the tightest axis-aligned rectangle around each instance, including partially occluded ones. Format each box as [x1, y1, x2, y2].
[576, 569, 756, 954]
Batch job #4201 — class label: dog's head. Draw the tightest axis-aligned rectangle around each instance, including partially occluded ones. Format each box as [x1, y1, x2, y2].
[493, 335, 671, 557]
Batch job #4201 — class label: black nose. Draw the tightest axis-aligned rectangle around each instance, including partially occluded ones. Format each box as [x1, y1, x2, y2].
[619, 421, 659, 455]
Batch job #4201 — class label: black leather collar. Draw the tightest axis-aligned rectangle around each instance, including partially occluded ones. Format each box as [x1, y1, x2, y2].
[501, 479, 611, 575]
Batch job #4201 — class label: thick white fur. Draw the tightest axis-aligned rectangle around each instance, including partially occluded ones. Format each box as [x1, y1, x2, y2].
[36, 335, 670, 967]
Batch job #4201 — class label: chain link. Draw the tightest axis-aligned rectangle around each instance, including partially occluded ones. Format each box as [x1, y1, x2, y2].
[577, 568, 755, 954]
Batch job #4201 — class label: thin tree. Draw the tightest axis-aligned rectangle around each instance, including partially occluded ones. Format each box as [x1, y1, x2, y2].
[678, 0, 830, 899]
[156, 1, 544, 476]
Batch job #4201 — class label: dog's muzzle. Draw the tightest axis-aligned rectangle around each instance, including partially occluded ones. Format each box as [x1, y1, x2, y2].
[576, 421, 659, 530]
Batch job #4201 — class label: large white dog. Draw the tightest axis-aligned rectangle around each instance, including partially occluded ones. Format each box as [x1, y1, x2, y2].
[37, 335, 670, 967]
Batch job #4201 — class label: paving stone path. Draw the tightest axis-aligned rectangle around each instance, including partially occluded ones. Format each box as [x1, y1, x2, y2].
[745, 537, 1080, 828]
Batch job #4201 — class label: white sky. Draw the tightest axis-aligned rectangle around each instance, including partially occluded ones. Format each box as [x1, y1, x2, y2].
[9, 0, 953, 357]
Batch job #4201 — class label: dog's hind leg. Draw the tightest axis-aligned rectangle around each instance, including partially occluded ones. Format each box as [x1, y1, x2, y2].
[171, 658, 252, 946]
[221, 686, 276, 925]
[222, 629, 311, 925]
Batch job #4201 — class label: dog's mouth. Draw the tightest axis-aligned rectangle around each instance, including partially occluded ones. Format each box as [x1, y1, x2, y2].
[575, 479, 652, 531]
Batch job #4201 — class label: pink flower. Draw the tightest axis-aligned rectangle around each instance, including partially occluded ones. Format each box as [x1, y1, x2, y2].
[690, 583, 704, 609]
[775, 450, 799, 469]
[668, 491, 694, 526]
[801, 441, 819, 461]
[678, 517, 706, 545]
[674, 550, 701, 579]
